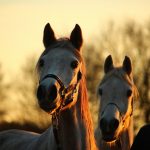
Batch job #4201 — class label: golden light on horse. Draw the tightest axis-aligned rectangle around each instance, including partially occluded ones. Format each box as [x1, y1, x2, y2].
[95, 55, 139, 150]
[0, 23, 97, 150]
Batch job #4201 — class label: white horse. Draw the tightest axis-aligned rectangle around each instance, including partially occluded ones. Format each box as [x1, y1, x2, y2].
[0, 23, 97, 150]
[95, 55, 139, 150]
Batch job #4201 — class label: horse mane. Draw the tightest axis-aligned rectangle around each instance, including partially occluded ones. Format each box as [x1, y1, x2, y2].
[99, 67, 139, 101]
[78, 58, 97, 149]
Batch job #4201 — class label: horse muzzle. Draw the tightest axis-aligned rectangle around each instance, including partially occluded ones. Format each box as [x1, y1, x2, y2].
[100, 118, 120, 142]
[99, 103, 121, 142]
[37, 77, 61, 113]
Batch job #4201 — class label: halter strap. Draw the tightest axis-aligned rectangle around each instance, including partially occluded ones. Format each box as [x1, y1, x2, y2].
[40, 72, 82, 150]
[40, 74, 65, 90]
[101, 101, 133, 126]
[52, 113, 61, 150]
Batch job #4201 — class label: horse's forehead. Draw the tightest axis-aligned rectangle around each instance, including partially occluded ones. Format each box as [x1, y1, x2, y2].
[100, 76, 131, 114]
[45, 48, 77, 60]
[103, 76, 129, 90]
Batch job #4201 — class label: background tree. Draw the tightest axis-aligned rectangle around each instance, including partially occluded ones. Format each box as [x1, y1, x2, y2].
[12, 55, 51, 130]
[0, 55, 50, 132]
[0, 63, 8, 119]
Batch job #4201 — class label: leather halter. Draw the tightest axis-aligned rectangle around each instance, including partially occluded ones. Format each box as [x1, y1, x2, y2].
[101, 100, 133, 128]
[40, 72, 82, 110]
[40, 72, 82, 150]
[41, 74, 65, 90]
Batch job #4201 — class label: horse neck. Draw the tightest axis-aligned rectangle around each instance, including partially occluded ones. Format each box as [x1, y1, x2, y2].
[58, 78, 97, 150]
[57, 106, 81, 150]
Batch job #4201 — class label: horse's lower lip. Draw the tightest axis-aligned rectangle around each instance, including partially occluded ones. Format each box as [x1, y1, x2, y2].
[39, 101, 57, 113]
[103, 137, 117, 143]
[102, 134, 117, 142]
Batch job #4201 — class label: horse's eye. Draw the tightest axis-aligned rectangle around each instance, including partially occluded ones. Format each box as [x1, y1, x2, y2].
[99, 88, 103, 96]
[39, 59, 44, 68]
[127, 89, 132, 97]
[71, 60, 78, 69]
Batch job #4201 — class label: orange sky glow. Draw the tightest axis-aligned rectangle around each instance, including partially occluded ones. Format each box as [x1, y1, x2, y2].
[0, 0, 150, 81]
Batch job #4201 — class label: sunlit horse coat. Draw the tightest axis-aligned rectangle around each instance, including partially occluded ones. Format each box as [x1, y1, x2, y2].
[0, 23, 98, 150]
[95, 55, 139, 150]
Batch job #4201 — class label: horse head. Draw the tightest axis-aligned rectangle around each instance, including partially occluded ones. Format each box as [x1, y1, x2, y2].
[98, 55, 138, 143]
[36, 23, 83, 114]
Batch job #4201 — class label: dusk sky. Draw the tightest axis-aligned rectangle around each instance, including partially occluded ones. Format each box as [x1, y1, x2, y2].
[0, 0, 150, 80]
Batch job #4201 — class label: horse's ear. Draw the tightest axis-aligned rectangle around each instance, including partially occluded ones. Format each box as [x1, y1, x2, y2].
[104, 55, 114, 73]
[43, 23, 56, 48]
[123, 56, 132, 75]
[70, 24, 83, 51]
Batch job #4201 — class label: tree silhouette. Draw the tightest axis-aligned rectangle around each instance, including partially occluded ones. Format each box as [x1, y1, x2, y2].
[6, 55, 51, 132]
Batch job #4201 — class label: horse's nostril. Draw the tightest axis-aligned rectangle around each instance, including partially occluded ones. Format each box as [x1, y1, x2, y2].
[37, 85, 45, 101]
[100, 118, 107, 132]
[100, 118, 119, 133]
[37, 83, 58, 103]
[48, 85, 58, 102]
[110, 118, 119, 131]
